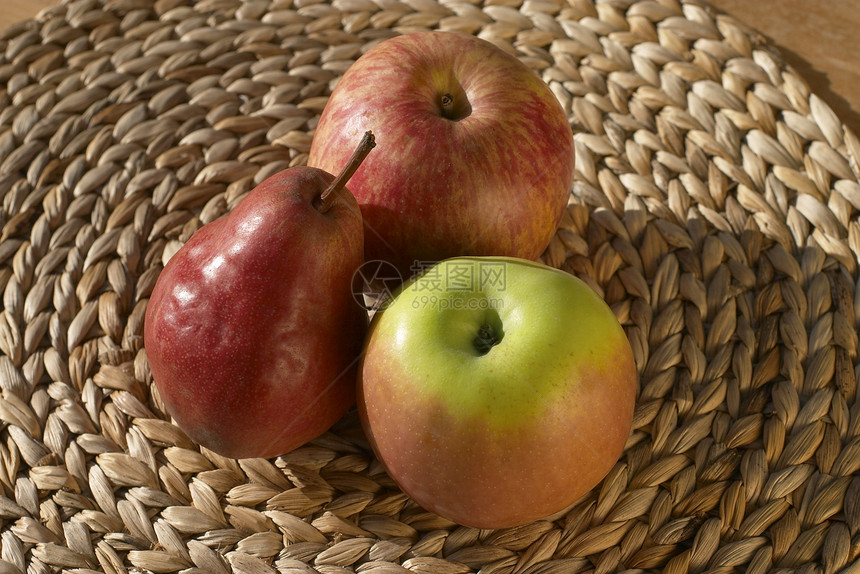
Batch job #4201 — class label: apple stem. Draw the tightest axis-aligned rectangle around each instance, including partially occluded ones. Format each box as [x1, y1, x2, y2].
[474, 323, 500, 355]
[316, 130, 376, 213]
[440, 93, 455, 119]
[439, 91, 471, 121]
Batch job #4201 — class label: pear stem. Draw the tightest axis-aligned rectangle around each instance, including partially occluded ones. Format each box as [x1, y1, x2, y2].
[316, 130, 376, 213]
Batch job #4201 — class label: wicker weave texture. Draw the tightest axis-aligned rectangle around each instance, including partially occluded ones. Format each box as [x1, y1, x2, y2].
[0, 0, 858, 572]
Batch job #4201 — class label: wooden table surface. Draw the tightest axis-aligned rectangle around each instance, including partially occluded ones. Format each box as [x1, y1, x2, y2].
[3, 0, 860, 137]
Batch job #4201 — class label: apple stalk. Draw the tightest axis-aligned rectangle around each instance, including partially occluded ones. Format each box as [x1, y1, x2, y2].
[316, 130, 376, 213]
[439, 91, 471, 121]
[473, 319, 503, 355]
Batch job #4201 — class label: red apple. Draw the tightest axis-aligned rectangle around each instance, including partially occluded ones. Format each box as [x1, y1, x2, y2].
[308, 31, 575, 275]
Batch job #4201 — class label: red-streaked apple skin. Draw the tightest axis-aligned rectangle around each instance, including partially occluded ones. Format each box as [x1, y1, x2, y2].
[357, 257, 637, 528]
[308, 31, 575, 274]
[144, 167, 366, 460]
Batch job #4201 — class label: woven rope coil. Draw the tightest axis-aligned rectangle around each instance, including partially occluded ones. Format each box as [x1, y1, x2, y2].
[0, 0, 858, 572]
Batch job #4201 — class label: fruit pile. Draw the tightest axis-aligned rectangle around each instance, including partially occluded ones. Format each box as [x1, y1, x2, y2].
[144, 31, 637, 529]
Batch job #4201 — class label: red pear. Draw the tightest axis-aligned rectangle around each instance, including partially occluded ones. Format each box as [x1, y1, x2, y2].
[144, 133, 375, 459]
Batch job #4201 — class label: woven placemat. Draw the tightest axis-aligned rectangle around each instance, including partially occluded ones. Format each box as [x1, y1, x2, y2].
[1, 0, 858, 572]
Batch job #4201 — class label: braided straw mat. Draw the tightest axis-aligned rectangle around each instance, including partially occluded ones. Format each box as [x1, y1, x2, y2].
[1, 0, 859, 572]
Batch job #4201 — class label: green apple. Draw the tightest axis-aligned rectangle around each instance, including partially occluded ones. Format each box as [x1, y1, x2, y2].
[357, 257, 638, 529]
